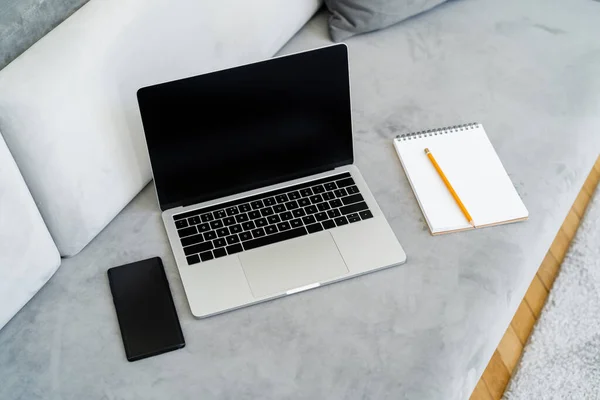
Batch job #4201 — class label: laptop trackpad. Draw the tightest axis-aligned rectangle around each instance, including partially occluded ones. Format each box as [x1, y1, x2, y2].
[239, 231, 349, 299]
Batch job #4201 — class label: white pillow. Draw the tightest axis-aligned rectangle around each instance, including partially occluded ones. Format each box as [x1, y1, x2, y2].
[0, 132, 60, 330]
[0, 0, 322, 256]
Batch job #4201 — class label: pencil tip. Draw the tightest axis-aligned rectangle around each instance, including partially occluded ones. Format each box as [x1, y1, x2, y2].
[470, 220, 475, 227]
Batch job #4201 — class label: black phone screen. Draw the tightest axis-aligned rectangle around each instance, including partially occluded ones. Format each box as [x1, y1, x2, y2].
[107, 257, 185, 361]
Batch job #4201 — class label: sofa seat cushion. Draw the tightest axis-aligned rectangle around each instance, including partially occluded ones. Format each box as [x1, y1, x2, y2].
[0, 132, 60, 330]
[0, 0, 321, 256]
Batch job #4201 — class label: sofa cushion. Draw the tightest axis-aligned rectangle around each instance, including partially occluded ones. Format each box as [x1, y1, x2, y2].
[0, 0, 322, 256]
[325, 0, 448, 41]
[0, 0, 89, 70]
[0, 132, 61, 330]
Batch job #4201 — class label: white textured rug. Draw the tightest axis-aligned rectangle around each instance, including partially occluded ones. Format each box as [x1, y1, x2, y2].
[503, 185, 600, 400]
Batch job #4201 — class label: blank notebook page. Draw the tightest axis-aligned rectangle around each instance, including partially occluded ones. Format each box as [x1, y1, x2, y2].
[393, 124, 528, 234]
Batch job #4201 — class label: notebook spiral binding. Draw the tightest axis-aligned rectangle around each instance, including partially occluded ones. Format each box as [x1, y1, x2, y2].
[395, 122, 479, 141]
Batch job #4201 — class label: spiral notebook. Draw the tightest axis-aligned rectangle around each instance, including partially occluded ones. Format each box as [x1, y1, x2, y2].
[393, 123, 528, 235]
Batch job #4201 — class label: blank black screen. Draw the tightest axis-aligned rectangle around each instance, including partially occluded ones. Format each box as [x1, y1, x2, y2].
[108, 257, 184, 361]
[137, 44, 353, 210]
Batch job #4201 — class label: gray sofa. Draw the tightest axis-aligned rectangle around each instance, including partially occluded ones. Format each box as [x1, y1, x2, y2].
[1, 0, 600, 399]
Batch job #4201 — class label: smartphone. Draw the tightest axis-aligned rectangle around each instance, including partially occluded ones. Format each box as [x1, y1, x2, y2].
[107, 257, 185, 361]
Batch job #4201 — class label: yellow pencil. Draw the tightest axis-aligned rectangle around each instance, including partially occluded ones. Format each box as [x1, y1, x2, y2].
[424, 148, 475, 227]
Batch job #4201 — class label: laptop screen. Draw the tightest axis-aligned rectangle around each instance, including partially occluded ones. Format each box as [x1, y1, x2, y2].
[137, 44, 353, 211]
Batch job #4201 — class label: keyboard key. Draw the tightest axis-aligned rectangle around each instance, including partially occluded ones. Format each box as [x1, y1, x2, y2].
[181, 234, 204, 247]
[341, 193, 364, 205]
[184, 241, 213, 256]
[226, 206, 239, 216]
[322, 192, 335, 201]
[210, 220, 223, 229]
[200, 251, 214, 261]
[317, 202, 330, 212]
[315, 212, 328, 222]
[306, 223, 323, 233]
[330, 199, 343, 208]
[324, 182, 337, 191]
[339, 201, 369, 215]
[213, 248, 227, 258]
[230, 224, 242, 234]
[242, 221, 256, 231]
[336, 177, 355, 188]
[305, 205, 318, 214]
[243, 227, 307, 251]
[312, 184, 325, 194]
[300, 188, 312, 197]
[335, 216, 349, 226]
[252, 228, 266, 238]
[334, 188, 348, 198]
[223, 217, 236, 226]
[175, 219, 188, 229]
[292, 208, 306, 218]
[251, 200, 264, 209]
[213, 210, 226, 219]
[213, 238, 227, 248]
[322, 220, 336, 229]
[239, 204, 252, 213]
[197, 223, 210, 233]
[347, 213, 361, 223]
[256, 218, 268, 227]
[226, 235, 240, 245]
[204, 231, 217, 241]
[359, 210, 374, 220]
[280, 211, 293, 221]
[277, 221, 291, 231]
[178, 226, 197, 238]
[216, 227, 230, 237]
[310, 195, 323, 204]
[273, 204, 286, 213]
[302, 215, 316, 225]
[186, 254, 200, 265]
[239, 231, 252, 241]
[298, 198, 310, 207]
[201, 213, 214, 222]
[261, 207, 274, 216]
[290, 218, 303, 228]
[346, 185, 360, 195]
[226, 244, 243, 255]
[288, 191, 300, 200]
[265, 225, 278, 235]
[235, 213, 249, 223]
[275, 194, 288, 203]
[327, 209, 341, 219]
[189, 216, 201, 225]
[248, 211, 261, 219]
[267, 215, 281, 224]
[285, 200, 299, 210]
[264, 197, 276, 206]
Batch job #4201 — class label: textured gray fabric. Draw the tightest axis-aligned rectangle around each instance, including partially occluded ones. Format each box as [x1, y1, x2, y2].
[1, 0, 600, 398]
[503, 185, 600, 400]
[0, 0, 89, 70]
[325, 0, 449, 41]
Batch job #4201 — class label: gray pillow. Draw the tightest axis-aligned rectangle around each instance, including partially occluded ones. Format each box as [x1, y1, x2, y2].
[325, 0, 449, 42]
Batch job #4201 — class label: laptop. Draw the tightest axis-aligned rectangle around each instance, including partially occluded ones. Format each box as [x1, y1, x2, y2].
[137, 44, 406, 318]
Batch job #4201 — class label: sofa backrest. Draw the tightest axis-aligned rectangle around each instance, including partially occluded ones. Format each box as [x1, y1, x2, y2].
[0, 0, 322, 257]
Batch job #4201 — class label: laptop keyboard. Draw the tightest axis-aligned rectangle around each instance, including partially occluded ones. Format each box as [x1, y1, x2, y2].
[173, 172, 373, 265]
